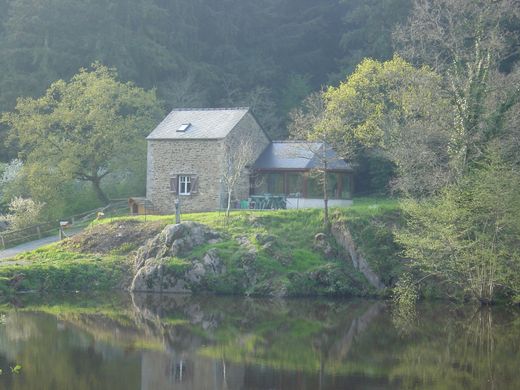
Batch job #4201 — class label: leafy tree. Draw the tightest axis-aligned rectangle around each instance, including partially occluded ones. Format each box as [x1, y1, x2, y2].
[319, 56, 453, 197]
[2, 63, 163, 205]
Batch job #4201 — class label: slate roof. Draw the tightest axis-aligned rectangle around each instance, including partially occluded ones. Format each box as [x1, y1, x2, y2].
[253, 141, 352, 171]
[146, 108, 250, 140]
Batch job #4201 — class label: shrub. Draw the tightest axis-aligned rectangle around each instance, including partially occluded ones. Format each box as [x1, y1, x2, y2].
[0, 197, 45, 231]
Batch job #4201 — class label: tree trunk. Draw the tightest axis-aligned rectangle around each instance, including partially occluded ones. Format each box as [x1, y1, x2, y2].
[226, 190, 232, 218]
[322, 164, 329, 230]
[91, 177, 110, 205]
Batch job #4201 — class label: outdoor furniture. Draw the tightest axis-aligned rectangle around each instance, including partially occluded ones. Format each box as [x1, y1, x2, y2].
[250, 194, 286, 210]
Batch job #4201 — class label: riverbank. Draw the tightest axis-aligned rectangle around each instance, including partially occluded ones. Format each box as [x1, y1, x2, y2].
[0, 199, 403, 297]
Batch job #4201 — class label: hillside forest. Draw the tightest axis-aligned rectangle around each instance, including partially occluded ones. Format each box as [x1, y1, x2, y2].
[0, 0, 519, 303]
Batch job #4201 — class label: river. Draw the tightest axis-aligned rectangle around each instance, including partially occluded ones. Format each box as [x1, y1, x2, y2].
[0, 293, 519, 389]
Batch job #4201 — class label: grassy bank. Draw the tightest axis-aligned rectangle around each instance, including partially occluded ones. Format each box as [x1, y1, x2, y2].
[332, 198, 404, 286]
[0, 199, 403, 297]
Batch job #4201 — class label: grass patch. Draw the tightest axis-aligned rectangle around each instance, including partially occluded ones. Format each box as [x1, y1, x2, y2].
[0, 245, 131, 293]
[1, 199, 404, 297]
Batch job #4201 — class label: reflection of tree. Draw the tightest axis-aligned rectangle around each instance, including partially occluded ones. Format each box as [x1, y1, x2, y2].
[389, 305, 520, 390]
[2, 294, 520, 390]
[0, 312, 141, 390]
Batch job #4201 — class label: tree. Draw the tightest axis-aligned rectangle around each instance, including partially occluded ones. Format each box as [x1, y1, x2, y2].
[289, 93, 346, 228]
[319, 56, 453, 197]
[396, 150, 520, 303]
[388, 0, 520, 304]
[334, 0, 412, 79]
[2, 63, 163, 205]
[394, 0, 520, 175]
[221, 138, 254, 218]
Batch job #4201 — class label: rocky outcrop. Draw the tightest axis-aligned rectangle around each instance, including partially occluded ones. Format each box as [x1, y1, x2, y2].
[331, 222, 386, 291]
[131, 222, 225, 293]
[313, 233, 335, 258]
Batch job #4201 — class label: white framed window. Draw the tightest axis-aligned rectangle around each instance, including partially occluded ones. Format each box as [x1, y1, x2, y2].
[179, 175, 192, 195]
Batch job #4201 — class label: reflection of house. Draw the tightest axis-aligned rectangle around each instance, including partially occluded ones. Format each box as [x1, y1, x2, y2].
[145, 108, 353, 214]
[140, 351, 245, 390]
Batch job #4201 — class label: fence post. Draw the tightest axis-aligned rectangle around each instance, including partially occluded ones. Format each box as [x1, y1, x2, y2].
[0, 234, 4, 249]
[36, 226, 42, 239]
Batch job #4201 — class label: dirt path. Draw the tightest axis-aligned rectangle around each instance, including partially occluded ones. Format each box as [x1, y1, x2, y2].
[0, 228, 83, 262]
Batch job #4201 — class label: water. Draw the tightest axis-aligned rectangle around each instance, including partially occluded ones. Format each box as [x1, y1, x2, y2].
[0, 293, 519, 390]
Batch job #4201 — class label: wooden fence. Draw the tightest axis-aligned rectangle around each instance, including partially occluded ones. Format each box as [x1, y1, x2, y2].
[0, 200, 129, 250]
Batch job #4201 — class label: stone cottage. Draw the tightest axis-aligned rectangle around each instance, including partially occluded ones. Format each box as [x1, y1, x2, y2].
[146, 108, 270, 214]
[145, 107, 353, 214]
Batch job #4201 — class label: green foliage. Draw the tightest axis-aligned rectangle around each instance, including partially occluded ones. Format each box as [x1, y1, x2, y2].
[353, 152, 395, 195]
[2, 63, 163, 213]
[396, 152, 520, 303]
[322, 56, 440, 149]
[394, 0, 520, 176]
[0, 0, 358, 154]
[280, 74, 313, 114]
[319, 57, 453, 197]
[334, 0, 411, 80]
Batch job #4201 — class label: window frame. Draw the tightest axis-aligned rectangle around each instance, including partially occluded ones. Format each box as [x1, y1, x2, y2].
[178, 175, 192, 195]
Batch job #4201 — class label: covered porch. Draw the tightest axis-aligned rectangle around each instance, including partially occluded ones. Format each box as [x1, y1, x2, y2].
[250, 170, 353, 209]
[250, 141, 354, 209]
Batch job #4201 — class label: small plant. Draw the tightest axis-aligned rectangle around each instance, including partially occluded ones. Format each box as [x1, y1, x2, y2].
[10, 364, 22, 374]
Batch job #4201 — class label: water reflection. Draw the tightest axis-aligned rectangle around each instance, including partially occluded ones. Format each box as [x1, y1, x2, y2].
[0, 293, 519, 390]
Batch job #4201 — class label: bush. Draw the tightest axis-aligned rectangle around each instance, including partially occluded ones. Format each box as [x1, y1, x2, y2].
[0, 197, 45, 231]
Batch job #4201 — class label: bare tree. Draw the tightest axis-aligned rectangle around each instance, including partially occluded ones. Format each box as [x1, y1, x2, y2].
[289, 93, 345, 228]
[221, 138, 254, 218]
[394, 0, 520, 174]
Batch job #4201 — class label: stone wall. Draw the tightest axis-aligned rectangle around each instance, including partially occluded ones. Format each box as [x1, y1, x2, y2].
[146, 139, 225, 213]
[223, 112, 271, 203]
[146, 111, 270, 214]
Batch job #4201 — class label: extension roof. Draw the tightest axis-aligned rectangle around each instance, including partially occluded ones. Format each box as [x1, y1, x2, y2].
[253, 141, 352, 171]
[146, 107, 250, 140]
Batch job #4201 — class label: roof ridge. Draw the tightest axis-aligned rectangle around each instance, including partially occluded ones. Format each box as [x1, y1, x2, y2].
[272, 140, 320, 143]
[169, 107, 250, 112]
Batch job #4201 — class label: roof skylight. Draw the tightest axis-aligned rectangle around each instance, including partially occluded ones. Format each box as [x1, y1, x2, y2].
[177, 123, 191, 132]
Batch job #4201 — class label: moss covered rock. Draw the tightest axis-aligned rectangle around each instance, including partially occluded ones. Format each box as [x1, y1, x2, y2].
[131, 222, 224, 293]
